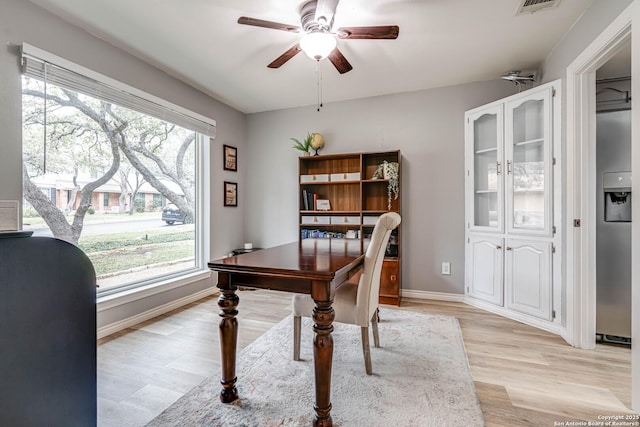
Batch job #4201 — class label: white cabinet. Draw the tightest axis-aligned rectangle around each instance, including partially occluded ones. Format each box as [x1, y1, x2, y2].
[465, 80, 560, 326]
[505, 239, 552, 320]
[467, 237, 553, 321]
[468, 235, 503, 305]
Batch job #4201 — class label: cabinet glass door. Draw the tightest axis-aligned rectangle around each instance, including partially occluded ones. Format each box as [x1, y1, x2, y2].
[468, 105, 503, 232]
[505, 88, 552, 235]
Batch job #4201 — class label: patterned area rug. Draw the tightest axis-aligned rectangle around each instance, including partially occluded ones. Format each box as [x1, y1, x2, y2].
[147, 309, 484, 427]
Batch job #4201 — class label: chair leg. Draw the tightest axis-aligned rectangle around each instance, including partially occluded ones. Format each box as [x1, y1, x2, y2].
[372, 313, 380, 348]
[361, 326, 372, 375]
[293, 315, 301, 361]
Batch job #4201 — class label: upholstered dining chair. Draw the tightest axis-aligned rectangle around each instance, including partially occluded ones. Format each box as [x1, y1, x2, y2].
[292, 212, 401, 375]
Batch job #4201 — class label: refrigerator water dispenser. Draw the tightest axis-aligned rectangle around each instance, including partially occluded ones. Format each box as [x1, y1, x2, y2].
[603, 171, 632, 222]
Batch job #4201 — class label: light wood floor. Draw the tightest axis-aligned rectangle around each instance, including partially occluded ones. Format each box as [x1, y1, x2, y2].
[97, 290, 635, 426]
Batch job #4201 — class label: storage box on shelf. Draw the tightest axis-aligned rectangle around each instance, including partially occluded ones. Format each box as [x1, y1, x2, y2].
[299, 150, 402, 305]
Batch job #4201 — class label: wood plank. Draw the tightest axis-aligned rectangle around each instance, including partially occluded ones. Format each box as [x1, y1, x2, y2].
[97, 292, 635, 426]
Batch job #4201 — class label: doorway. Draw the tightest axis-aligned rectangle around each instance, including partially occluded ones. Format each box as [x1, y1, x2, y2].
[595, 43, 632, 346]
[565, 2, 637, 411]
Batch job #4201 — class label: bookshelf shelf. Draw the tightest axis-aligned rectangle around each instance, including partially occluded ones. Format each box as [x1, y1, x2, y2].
[301, 180, 361, 185]
[300, 210, 360, 215]
[299, 150, 402, 305]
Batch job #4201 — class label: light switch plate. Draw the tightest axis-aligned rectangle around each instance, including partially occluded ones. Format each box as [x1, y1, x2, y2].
[441, 262, 451, 276]
[0, 200, 20, 231]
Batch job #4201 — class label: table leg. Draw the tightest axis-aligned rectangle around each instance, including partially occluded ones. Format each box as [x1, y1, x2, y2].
[217, 273, 239, 403]
[312, 293, 334, 427]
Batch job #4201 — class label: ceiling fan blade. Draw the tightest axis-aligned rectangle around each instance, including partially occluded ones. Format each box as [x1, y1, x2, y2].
[268, 44, 302, 69]
[328, 48, 353, 74]
[315, 0, 340, 29]
[237, 16, 301, 33]
[336, 25, 399, 39]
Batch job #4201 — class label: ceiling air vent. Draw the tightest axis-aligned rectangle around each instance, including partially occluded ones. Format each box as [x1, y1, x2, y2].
[516, 0, 561, 15]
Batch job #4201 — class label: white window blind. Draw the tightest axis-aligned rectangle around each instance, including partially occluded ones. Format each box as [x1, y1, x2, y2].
[21, 43, 216, 138]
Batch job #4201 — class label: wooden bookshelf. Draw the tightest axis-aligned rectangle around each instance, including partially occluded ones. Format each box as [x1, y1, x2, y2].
[298, 150, 402, 305]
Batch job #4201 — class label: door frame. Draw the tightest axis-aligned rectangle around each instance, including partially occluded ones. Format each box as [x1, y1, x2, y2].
[565, 1, 637, 410]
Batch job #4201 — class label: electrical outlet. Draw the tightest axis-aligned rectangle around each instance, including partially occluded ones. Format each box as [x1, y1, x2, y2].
[441, 262, 451, 275]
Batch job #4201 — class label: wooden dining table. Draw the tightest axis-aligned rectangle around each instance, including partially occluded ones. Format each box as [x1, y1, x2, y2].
[208, 238, 365, 427]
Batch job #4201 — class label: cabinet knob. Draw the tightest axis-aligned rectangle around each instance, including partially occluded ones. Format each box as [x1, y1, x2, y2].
[507, 160, 513, 174]
[496, 245, 501, 250]
[496, 161, 501, 175]
[506, 246, 512, 251]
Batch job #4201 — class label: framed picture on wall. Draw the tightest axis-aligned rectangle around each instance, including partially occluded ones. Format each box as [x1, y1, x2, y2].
[223, 144, 237, 171]
[224, 181, 237, 207]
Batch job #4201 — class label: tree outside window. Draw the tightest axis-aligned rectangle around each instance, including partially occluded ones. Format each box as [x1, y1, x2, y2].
[22, 76, 199, 291]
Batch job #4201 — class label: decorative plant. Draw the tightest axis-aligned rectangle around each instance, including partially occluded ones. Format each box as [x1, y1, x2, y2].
[291, 133, 312, 155]
[372, 160, 399, 210]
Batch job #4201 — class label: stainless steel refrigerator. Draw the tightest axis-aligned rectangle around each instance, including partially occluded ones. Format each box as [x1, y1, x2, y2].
[596, 107, 632, 344]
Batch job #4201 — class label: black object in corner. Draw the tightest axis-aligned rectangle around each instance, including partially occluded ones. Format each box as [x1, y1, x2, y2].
[0, 234, 97, 427]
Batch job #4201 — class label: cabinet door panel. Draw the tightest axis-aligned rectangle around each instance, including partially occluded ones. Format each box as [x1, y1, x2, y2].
[379, 260, 400, 305]
[468, 236, 503, 305]
[505, 87, 553, 236]
[505, 239, 552, 320]
[466, 106, 503, 233]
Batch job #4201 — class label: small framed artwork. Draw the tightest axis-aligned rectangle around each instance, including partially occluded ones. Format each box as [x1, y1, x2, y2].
[224, 181, 238, 207]
[223, 144, 237, 171]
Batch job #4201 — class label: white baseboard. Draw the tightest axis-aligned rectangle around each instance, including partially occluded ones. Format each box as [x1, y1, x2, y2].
[463, 296, 567, 339]
[97, 287, 218, 339]
[401, 289, 465, 302]
[401, 290, 568, 342]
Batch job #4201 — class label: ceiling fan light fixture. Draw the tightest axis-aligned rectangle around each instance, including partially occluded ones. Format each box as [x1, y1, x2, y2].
[300, 32, 336, 61]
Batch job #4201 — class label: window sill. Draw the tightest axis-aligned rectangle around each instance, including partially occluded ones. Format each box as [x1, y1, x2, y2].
[97, 269, 212, 312]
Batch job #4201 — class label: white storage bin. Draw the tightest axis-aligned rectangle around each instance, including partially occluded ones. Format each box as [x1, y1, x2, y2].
[362, 216, 380, 225]
[300, 174, 330, 183]
[301, 216, 331, 225]
[329, 172, 360, 182]
[330, 216, 360, 225]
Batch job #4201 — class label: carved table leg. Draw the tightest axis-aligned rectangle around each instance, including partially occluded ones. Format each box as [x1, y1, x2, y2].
[217, 272, 239, 403]
[312, 281, 335, 427]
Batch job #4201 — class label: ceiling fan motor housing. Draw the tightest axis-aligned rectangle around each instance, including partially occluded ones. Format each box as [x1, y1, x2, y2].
[301, 0, 331, 32]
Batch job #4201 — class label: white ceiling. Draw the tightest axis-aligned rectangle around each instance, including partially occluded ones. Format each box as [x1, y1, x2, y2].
[28, 0, 596, 114]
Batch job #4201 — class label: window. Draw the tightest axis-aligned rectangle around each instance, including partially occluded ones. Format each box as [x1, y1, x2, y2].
[21, 44, 215, 295]
[153, 193, 164, 209]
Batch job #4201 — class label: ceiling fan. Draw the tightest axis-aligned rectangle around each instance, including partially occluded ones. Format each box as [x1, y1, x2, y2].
[237, 0, 399, 74]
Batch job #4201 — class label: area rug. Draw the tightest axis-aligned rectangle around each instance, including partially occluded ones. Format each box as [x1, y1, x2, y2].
[146, 309, 484, 427]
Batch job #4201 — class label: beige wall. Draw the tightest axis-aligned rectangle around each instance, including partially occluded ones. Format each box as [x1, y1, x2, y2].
[245, 81, 517, 295]
[540, 0, 633, 83]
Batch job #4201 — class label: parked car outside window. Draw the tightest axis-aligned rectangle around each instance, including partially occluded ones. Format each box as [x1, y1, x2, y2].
[161, 204, 191, 225]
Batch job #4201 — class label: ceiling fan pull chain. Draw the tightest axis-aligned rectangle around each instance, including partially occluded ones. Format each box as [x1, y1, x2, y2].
[317, 59, 323, 112]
